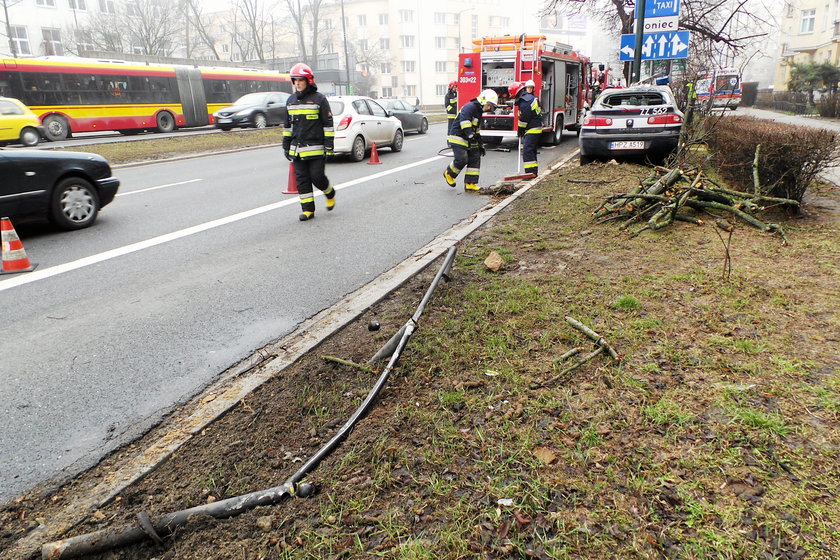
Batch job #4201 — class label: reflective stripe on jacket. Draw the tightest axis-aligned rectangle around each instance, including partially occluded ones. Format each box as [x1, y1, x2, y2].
[444, 89, 458, 118]
[448, 99, 482, 141]
[282, 88, 334, 159]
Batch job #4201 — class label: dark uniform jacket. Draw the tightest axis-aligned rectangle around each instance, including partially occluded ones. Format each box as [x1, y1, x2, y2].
[447, 99, 483, 147]
[444, 88, 458, 119]
[282, 86, 334, 159]
[516, 91, 542, 135]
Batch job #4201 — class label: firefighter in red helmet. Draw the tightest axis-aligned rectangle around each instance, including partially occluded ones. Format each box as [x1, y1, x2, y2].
[510, 79, 542, 176]
[282, 62, 336, 221]
[444, 80, 458, 127]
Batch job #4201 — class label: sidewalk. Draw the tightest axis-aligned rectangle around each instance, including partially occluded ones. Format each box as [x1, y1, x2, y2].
[737, 107, 840, 186]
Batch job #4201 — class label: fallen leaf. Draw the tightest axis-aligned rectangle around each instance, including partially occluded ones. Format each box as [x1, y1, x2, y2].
[533, 446, 556, 465]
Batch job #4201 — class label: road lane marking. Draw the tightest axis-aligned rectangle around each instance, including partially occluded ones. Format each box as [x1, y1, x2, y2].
[116, 179, 202, 197]
[0, 156, 446, 292]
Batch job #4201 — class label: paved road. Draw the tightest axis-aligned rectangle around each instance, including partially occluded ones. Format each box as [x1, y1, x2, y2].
[0, 123, 578, 504]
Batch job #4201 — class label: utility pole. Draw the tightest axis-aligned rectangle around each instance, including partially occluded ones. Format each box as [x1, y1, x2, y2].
[340, 0, 350, 94]
[631, 0, 646, 84]
[3, 0, 18, 57]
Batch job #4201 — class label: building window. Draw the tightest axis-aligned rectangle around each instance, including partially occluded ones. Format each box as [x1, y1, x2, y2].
[36, 0, 56, 6]
[399, 9, 413, 22]
[380, 62, 391, 73]
[10, 26, 31, 55]
[359, 39, 368, 50]
[382, 87, 392, 97]
[358, 14, 366, 26]
[435, 36, 446, 48]
[435, 61, 447, 72]
[42, 28, 63, 55]
[323, 19, 333, 29]
[379, 37, 389, 49]
[401, 60, 415, 73]
[99, 0, 114, 12]
[400, 35, 415, 48]
[800, 9, 815, 33]
[69, 0, 87, 10]
[501, 17, 510, 27]
[379, 13, 388, 25]
[222, 44, 229, 53]
[436, 84, 446, 95]
[434, 12, 445, 24]
[392, 76, 399, 87]
[403, 85, 416, 97]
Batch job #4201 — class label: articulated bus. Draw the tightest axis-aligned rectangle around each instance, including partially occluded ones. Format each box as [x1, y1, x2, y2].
[0, 57, 291, 141]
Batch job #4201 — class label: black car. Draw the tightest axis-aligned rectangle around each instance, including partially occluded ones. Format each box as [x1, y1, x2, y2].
[0, 148, 120, 229]
[213, 92, 290, 130]
[378, 98, 428, 134]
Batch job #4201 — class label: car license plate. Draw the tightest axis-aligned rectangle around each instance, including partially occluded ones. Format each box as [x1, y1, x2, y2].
[610, 140, 645, 149]
[217, 118, 231, 123]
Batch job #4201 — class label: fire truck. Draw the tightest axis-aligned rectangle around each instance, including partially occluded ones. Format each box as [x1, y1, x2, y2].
[456, 34, 592, 145]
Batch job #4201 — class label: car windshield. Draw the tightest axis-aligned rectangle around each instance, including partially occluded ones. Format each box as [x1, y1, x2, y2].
[233, 93, 268, 105]
[328, 100, 345, 114]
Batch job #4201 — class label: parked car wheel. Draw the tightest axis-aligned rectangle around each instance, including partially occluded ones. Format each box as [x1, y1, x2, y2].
[50, 177, 101, 230]
[579, 153, 595, 165]
[390, 129, 404, 152]
[254, 113, 267, 128]
[156, 111, 176, 133]
[43, 114, 69, 141]
[350, 135, 366, 162]
[19, 127, 40, 147]
[419, 118, 428, 134]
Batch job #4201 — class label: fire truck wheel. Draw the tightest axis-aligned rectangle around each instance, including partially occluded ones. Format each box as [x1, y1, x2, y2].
[551, 117, 565, 145]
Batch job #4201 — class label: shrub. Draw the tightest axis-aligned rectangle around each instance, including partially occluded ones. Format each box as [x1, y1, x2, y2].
[704, 116, 838, 204]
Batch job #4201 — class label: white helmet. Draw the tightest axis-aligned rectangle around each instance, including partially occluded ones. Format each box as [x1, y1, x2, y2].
[524, 79, 536, 89]
[477, 89, 499, 107]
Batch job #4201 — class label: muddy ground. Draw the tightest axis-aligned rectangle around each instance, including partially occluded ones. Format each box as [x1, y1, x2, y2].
[2, 159, 838, 560]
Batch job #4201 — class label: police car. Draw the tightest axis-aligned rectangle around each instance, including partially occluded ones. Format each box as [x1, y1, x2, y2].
[579, 85, 683, 165]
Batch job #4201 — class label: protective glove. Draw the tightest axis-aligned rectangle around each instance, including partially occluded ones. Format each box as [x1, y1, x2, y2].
[479, 145, 486, 157]
[284, 150, 293, 161]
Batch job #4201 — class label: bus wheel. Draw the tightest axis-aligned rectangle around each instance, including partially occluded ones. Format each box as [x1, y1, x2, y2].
[156, 111, 176, 133]
[43, 115, 69, 142]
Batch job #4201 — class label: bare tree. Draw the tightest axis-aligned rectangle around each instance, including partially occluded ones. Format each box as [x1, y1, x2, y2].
[283, 0, 328, 67]
[184, 0, 222, 60]
[236, 0, 271, 62]
[123, 0, 184, 55]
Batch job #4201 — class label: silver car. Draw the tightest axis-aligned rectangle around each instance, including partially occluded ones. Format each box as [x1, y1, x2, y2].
[579, 85, 684, 165]
[328, 96, 404, 161]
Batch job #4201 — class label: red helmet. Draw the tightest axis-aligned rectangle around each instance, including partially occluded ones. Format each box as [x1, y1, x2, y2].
[508, 81, 525, 98]
[449, 81, 458, 90]
[290, 62, 315, 85]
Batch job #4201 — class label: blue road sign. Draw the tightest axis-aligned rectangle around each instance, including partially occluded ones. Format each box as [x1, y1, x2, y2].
[645, 0, 681, 18]
[620, 30, 690, 61]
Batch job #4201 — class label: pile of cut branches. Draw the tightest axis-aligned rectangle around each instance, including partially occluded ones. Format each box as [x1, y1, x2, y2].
[592, 162, 799, 242]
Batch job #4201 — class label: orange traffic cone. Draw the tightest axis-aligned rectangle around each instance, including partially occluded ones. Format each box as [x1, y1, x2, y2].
[282, 162, 298, 194]
[368, 142, 382, 165]
[1, 217, 37, 274]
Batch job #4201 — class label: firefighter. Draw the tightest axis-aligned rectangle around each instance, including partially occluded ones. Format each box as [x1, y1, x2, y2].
[282, 62, 336, 221]
[509, 79, 542, 176]
[444, 81, 458, 126]
[443, 89, 498, 191]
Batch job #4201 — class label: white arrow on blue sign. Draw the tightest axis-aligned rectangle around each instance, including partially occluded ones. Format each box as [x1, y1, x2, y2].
[645, 0, 681, 18]
[620, 30, 690, 61]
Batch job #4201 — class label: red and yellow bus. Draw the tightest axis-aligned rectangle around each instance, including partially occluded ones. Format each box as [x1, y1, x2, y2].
[0, 57, 291, 141]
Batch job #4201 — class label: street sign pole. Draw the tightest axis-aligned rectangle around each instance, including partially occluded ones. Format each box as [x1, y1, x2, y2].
[632, 0, 647, 84]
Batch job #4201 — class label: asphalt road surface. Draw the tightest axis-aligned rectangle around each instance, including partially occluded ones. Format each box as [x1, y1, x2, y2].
[0, 123, 579, 503]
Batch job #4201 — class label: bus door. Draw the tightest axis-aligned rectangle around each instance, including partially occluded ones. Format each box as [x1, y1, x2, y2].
[175, 67, 208, 127]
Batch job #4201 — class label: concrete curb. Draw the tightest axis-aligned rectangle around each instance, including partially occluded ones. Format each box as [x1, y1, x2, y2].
[7, 148, 581, 560]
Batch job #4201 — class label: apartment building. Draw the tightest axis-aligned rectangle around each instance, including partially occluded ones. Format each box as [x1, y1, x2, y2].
[774, 0, 840, 89]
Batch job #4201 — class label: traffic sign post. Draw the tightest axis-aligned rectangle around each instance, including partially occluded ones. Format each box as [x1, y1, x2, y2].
[620, 30, 690, 61]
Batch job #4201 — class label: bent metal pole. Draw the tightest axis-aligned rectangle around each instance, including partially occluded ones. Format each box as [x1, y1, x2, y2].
[41, 246, 458, 560]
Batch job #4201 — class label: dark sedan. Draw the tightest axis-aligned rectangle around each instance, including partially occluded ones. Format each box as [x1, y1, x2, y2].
[213, 92, 290, 130]
[378, 98, 428, 134]
[0, 148, 120, 229]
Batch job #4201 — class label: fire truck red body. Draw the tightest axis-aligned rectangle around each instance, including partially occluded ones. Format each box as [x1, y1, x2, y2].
[456, 34, 592, 145]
